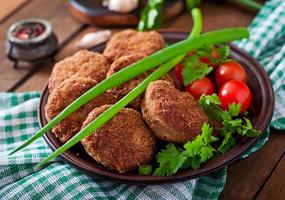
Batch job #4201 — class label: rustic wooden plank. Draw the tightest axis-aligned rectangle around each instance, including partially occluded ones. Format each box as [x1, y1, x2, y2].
[0, 0, 82, 92]
[220, 131, 285, 200]
[0, 0, 29, 23]
[164, 2, 254, 31]
[17, 2, 254, 92]
[16, 27, 100, 92]
[256, 153, 285, 200]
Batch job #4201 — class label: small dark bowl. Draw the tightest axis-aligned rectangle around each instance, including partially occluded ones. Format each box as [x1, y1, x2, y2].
[66, 0, 184, 27]
[39, 30, 274, 184]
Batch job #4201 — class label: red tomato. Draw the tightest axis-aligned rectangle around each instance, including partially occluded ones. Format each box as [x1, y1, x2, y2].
[218, 80, 252, 113]
[185, 77, 215, 99]
[175, 64, 184, 84]
[215, 61, 247, 87]
[188, 50, 196, 56]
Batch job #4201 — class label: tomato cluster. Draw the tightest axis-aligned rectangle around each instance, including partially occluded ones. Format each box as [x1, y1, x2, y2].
[175, 50, 252, 113]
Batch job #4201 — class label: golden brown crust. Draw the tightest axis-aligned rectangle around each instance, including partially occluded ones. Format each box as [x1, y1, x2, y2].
[107, 53, 148, 110]
[49, 50, 110, 92]
[45, 76, 117, 143]
[107, 53, 176, 110]
[103, 29, 165, 62]
[81, 105, 156, 173]
[141, 80, 208, 143]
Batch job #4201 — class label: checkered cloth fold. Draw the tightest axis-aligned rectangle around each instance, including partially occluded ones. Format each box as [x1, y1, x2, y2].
[1, 1, 285, 199]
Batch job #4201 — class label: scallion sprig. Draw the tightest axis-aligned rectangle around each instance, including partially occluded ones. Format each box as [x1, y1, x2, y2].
[36, 11, 249, 168]
[8, 26, 249, 157]
[35, 8, 203, 168]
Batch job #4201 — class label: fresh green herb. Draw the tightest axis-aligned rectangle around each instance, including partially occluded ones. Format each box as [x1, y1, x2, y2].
[199, 94, 260, 154]
[138, 165, 153, 175]
[217, 129, 235, 154]
[155, 94, 260, 176]
[199, 93, 223, 121]
[181, 45, 230, 86]
[183, 123, 218, 168]
[154, 123, 218, 176]
[153, 144, 187, 176]
[216, 45, 230, 61]
[138, 0, 164, 31]
[182, 56, 213, 86]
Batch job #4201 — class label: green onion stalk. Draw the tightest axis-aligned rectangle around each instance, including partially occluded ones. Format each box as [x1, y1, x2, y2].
[35, 8, 203, 168]
[7, 9, 249, 168]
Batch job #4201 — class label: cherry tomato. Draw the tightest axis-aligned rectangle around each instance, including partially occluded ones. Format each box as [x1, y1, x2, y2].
[175, 63, 184, 84]
[218, 80, 252, 113]
[215, 61, 247, 87]
[185, 77, 215, 99]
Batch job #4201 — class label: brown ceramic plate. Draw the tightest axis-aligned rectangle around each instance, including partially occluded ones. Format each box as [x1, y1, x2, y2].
[39, 30, 274, 184]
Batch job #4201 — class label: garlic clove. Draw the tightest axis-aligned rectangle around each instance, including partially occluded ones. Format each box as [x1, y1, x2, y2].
[108, 0, 138, 13]
[77, 30, 112, 49]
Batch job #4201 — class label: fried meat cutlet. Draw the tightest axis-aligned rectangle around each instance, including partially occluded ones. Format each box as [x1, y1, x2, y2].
[106, 53, 175, 110]
[45, 76, 117, 143]
[49, 50, 110, 92]
[103, 29, 164, 62]
[141, 80, 208, 143]
[81, 105, 156, 173]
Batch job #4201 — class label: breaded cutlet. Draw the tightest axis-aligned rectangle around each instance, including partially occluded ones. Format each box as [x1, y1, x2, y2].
[49, 50, 110, 92]
[45, 75, 117, 143]
[81, 105, 156, 173]
[107, 53, 175, 110]
[103, 29, 164, 62]
[142, 80, 208, 143]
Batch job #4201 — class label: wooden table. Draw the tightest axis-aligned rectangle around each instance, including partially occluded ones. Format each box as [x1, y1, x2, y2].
[1, 1, 284, 199]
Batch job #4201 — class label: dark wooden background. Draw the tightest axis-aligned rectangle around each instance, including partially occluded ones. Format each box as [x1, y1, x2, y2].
[0, 1, 284, 199]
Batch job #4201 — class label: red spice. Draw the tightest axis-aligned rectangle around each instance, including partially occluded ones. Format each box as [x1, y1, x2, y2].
[12, 23, 45, 40]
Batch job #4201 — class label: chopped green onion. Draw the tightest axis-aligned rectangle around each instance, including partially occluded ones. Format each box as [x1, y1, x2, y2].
[138, 165, 153, 175]
[8, 27, 249, 157]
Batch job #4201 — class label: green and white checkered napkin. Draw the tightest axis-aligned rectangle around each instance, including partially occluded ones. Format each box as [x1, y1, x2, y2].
[1, 0, 285, 199]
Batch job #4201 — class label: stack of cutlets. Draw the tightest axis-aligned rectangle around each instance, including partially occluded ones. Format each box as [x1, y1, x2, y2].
[45, 29, 208, 173]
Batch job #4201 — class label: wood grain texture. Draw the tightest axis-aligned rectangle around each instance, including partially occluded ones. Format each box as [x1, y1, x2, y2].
[17, 2, 255, 92]
[0, 0, 82, 92]
[9, 2, 285, 199]
[16, 27, 100, 92]
[220, 131, 285, 200]
[0, 0, 29, 23]
[256, 153, 285, 200]
[164, 2, 254, 31]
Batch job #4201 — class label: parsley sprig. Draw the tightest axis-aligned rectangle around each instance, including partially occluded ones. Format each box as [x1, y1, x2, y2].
[154, 123, 218, 176]
[199, 94, 260, 153]
[154, 94, 260, 176]
[182, 45, 230, 86]
[182, 56, 213, 86]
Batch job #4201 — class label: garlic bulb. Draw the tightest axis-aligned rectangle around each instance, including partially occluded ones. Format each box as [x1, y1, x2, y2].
[77, 30, 112, 49]
[107, 0, 138, 13]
